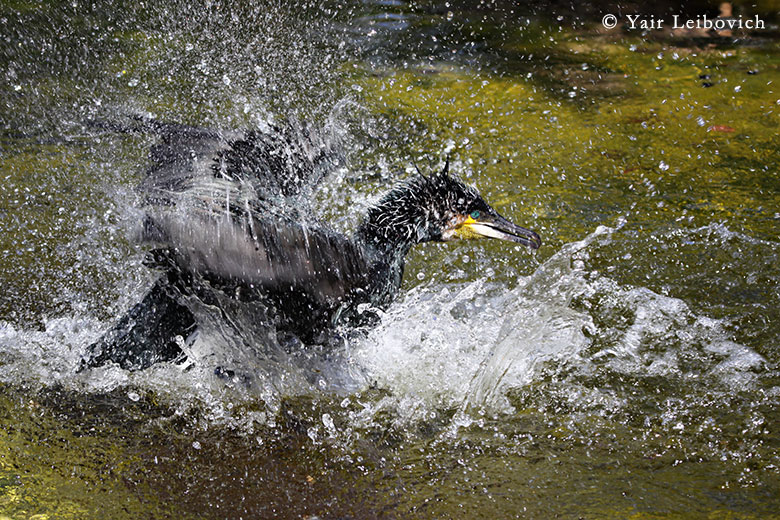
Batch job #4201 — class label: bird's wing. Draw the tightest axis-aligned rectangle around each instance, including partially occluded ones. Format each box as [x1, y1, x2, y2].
[214, 124, 340, 199]
[134, 117, 341, 218]
[145, 211, 372, 304]
[132, 118, 360, 304]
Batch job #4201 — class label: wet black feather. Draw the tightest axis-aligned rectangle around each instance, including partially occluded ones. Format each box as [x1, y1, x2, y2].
[84, 120, 498, 370]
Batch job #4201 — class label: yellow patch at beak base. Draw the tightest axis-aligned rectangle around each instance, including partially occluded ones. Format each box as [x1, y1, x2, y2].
[454, 215, 483, 239]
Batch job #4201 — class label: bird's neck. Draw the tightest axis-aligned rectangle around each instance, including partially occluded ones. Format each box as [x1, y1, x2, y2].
[355, 197, 429, 263]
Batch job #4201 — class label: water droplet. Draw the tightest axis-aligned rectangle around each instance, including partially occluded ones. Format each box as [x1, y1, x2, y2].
[322, 413, 335, 432]
[416, 271, 425, 280]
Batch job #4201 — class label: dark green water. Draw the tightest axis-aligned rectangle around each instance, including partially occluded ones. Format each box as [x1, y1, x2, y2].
[1, 1, 779, 518]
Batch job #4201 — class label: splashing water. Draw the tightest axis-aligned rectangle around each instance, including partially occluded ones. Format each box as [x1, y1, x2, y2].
[0, 219, 766, 437]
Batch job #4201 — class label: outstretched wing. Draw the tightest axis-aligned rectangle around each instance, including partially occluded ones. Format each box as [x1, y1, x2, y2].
[145, 212, 372, 305]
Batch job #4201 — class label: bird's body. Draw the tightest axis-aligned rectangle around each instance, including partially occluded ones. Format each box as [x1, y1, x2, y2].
[82, 119, 540, 371]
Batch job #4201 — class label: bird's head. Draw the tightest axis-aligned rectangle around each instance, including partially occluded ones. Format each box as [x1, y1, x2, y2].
[359, 159, 541, 254]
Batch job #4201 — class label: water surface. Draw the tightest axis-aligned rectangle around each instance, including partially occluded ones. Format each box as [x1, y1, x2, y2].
[1, 0, 779, 517]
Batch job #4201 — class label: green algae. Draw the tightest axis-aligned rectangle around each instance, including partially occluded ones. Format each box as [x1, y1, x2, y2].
[0, 387, 192, 519]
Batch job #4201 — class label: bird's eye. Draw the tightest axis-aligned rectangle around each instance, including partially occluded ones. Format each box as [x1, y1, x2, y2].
[470, 210, 480, 219]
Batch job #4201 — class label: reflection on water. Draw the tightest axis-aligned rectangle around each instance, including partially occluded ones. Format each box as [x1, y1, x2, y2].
[1, 0, 779, 518]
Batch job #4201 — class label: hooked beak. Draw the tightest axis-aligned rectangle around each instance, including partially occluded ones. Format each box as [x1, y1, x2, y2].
[457, 213, 542, 249]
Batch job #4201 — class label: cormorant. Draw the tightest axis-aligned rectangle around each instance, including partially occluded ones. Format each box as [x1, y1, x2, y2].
[81, 119, 541, 371]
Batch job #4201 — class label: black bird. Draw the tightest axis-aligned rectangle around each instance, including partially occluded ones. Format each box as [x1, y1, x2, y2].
[82, 119, 541, 371]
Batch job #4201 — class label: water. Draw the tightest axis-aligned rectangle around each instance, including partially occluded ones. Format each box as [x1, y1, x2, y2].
[1, 0, 779, 517]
